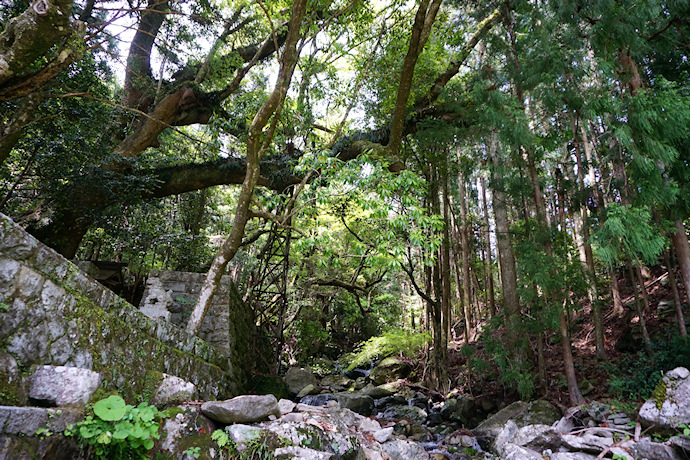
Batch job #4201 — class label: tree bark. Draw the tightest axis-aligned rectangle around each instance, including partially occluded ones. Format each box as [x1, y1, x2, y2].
[187, 0, 308, 335]
[672, 220, 690, 308]
[480, 176, 496, 317]
[458, 169, 472, 342]
[664, 249, 687, 338]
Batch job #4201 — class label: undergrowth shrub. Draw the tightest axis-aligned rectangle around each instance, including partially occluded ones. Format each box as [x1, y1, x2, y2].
[606, 336, 690, 400]
[342, 330, 430, 371]
[65, 395, 167, 459]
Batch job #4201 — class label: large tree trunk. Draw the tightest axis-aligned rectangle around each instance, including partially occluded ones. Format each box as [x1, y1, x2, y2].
[187, 0, 308, 335]
[488, 135, 524, 364]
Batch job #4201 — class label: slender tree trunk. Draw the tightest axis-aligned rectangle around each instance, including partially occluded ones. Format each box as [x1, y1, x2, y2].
[187, 0, 307, 334]
[627, 263, 653, 356]
[571, 116, 607, 359]
[458, 170, 473, 343]
[441, 171, 453, 347]
[559, 298, 584, 406]
[480, 176, 496, 316]
[664, 250, 687, 338]
[672, 220, 690, 308]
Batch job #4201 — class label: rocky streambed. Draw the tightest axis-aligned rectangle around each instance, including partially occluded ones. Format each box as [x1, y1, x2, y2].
[2, 361, 690, 459]
[158, 364, 690, 459]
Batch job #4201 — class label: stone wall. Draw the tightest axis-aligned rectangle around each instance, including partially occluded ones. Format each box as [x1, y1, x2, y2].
[140, 270, 232, 355]
[0, 213, 245, 405]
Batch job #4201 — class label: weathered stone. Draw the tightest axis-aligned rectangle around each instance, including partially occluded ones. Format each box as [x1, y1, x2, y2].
[226, 424, 264, 443]
[151, 373, 196, 407]
[0, 406, 80, 435]
[278, 398, 296, 415]
[369, 357, 411, 385]
[631, 438, 685, 460]
[381, 404, 427, 424]
[285, 367, 318, 396]
[29, 365, 101, 406]
[361, 383, 394, 399]
[639, 367, 690, 429]
[335, 392, 374, 416]
[201, 394, 280, 424]
[373, 427, 393, 443]
[139, 278, 173, 322]
[381, 439, 430, 460]
[374, 395, 407, 410]
[300, 393, 338, 407]
[296, 384, 320, 398]
[440, 395, 479, 426]
[493, 420, 518, 455]
[0, 352, 26, 405]
[512, 424, 563, 452]
[320, 375, 353, 389]
[501, 443, 543, 460]
[549, 453, 599, 460]
[274, 446, 336, 459]
[160, 405, 216, 455]
[562, 433, 614, 453]
[473, 400, 561, 438]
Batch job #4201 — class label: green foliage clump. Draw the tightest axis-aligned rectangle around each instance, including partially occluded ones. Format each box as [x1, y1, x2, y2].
[343, 330, 429, 371]
[606, 336, 690, 400]
[65, 395, 164, 459]
[211, 428, 291, 459]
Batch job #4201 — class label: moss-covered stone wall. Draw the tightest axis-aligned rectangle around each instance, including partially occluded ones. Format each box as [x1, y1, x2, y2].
[0, 213, 244, 405]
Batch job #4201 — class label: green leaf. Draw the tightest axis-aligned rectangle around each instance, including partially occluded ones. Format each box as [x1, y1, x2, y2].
[93, 395, 127, 421]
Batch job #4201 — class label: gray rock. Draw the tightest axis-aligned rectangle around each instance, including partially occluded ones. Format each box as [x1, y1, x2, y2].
[381, 439, 430, 460]
[669, 435, 690, 454]
[361, 382, 397, 398]
[474, 400, 561, 438]
[0, 406, 79, 435]
[278, 398, 296, 415]
[29, 365, 101, 406]
[562, 432, 614, 453]
[300, 393, 338, 407]
[336, 392, 374, 416]
[201, 394, 280, 423]
[500, 443, 543, 460]
[511, 424, 563, 452]
[440, 395, 479, 425]
[285, 367, 318, 395]
[320, 375, 353, 390]
[372, 427, 393, 443]
[549, 453, 598, 460]
[160, 405, 216, 454]
[493, 420, 518, 455]
[297, 384, 320, 398]
[631, 438, 685, 460]
[369, 357, 411, 385]
[226, 424, 264, 443]
[639, 367, 690, 429]
[274, 446, 336, 459]
[151, 373, 196, 407]
[381, 404, 427, 424]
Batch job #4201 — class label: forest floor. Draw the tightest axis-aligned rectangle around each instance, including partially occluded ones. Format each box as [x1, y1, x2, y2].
[426, 265, 689, 414]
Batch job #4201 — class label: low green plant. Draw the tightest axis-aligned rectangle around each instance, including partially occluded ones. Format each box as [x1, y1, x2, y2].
[678, 424, 690, 437]
[343, 330, 430, 371]
[211, 428, 291, 459]
[183, 446, 201, 459]
[65, 395, 164, 459]
[0, 301, 9, 312]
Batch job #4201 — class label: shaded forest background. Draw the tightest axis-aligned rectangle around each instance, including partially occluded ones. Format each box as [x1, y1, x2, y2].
[1, 0, 690, 408]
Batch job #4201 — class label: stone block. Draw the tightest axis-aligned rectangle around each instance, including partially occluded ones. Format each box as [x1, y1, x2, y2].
[29, 365, 101, 407]
[0, 406, 80, 435]
[151, 373, 196, 407]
